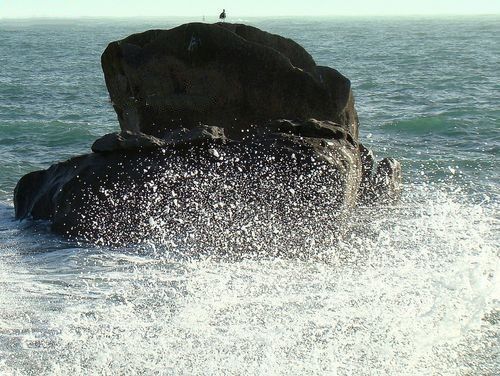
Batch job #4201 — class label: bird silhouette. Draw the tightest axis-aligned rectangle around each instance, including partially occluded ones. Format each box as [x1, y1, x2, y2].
[219, 9, 226, 22]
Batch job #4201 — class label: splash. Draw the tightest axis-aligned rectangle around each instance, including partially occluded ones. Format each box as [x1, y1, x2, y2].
[55, 142, 351, 259]
[0, 183, 498, 374]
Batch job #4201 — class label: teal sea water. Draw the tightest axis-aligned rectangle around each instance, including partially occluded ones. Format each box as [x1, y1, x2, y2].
[0, 16, 498, 374]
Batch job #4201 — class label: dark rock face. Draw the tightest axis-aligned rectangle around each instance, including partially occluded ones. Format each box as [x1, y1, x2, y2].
[15, 125, 362, 252]
[14, 22, 402, 248]
[101, 22, 359, 139]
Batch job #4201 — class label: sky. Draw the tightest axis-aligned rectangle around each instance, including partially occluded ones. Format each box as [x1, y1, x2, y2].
[0, 0, 499, 18]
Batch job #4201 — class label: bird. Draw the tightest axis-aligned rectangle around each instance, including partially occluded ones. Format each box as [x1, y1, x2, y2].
[219, 9, 226, 22]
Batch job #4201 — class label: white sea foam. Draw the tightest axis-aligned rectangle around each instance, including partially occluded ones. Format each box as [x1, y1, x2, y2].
[0, 186, 498, 375]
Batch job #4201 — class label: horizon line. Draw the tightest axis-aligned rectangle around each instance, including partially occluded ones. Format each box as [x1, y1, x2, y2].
[1, 13, 500, 20]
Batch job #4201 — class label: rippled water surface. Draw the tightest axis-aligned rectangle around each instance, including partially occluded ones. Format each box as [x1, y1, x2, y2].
[0, 16, 499, 374]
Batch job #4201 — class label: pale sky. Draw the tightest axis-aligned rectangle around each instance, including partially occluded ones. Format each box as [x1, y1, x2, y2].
[1, 0, 499, 18]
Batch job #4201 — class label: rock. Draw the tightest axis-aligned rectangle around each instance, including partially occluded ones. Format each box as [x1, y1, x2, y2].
[358, 143, 375, 199]
[14, 22, 402, 249]
[91, 126, 226, 153]
[268, 118, 357, 145]
[91, 130, 167, 153]
[15, 123, 361, 252]
[218, 23, 317, 74]
[372, 158, 403, 203]
[101, 22, 359, 139]
[357, 150, 403, 205]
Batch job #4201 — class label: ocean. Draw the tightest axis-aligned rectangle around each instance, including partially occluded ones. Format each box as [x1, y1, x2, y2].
[0, 16, 498, 374]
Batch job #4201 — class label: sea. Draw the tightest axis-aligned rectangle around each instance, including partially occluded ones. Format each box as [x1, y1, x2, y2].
[0, 16, 498, 375]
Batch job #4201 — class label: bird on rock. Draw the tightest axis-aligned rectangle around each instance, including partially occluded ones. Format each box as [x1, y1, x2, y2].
[219, 9, 226, 22]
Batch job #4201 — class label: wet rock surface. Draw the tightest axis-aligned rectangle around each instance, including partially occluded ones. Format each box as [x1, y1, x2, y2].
[15, 124, 361, 248]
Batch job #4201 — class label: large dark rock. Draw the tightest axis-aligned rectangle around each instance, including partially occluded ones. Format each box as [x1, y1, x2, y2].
[101, 22, 359, 139]
[15, 122, 362, 252]
[14, 22, 402, 249]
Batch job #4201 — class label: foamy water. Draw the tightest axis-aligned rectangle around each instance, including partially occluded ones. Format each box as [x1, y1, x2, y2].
[1, 182, 498, 374]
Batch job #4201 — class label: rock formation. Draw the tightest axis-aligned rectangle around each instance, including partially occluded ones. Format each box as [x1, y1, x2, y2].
[101, 22, 359, 138]
[14, 22, 401, 251]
